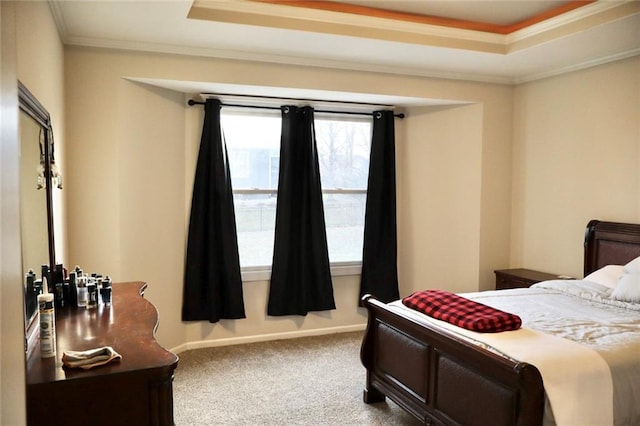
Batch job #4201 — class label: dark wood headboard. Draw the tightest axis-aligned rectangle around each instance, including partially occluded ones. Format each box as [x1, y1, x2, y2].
[583, 219, 640, 276]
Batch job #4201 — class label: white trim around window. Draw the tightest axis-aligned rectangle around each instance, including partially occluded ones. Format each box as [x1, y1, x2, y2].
[240, 261, 362, 282]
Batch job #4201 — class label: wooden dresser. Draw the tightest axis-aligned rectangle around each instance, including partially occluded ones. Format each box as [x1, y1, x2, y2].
[26, 282, 178, 426]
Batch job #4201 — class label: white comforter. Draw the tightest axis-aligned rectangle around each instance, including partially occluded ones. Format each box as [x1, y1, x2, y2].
[390, 280, 640, 426]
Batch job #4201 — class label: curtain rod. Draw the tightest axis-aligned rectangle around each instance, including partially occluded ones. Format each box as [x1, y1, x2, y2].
[187, 99, 405, 119]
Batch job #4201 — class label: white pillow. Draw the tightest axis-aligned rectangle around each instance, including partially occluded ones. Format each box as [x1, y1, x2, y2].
[611, 272, 640, 303]
[623, 256, 640, 274]
[583, 265, 625, 288]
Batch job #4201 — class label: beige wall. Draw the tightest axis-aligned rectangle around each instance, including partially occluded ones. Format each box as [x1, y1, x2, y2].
[64, 46, 513, 350]
[400, 104, 483, 294]
[511, 56, 640, 277]
[1, 2, 27, 424]
[15, 0, 66, 265]
[2, 1, 65, 424]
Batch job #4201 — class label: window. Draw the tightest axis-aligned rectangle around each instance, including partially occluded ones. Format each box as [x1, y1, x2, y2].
[222, 111, 280, 269]
[229, 150, 250, 179]
[222, 110, 371, 272]
[315, 117, 371, 263]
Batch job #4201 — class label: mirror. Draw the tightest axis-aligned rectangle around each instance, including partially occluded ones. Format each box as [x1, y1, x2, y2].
[18, 81, 59, 346]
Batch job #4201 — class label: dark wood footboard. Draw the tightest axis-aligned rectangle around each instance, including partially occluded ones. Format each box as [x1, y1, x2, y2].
[360, 295, 544, 426]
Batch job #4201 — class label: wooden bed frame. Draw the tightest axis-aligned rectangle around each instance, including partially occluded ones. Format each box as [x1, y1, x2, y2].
[360, 219, 640, 426]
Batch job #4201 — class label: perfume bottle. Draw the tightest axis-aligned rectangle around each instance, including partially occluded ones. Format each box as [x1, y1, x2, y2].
[87, 279, 98, 309]
[67, 271, 78, 308]
[100, 276, 112, 306]
[76, 274, 88, 308]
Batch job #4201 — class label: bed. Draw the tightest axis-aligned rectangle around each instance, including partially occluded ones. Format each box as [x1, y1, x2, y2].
[360, 219, 640, 425]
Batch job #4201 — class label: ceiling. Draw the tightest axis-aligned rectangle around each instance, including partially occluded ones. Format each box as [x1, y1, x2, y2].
[50, 0, 640, 85]
[335, 1, 570, 26]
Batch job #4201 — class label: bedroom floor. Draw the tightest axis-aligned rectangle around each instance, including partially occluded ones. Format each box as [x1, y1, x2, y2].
[173, 331, 422, 425]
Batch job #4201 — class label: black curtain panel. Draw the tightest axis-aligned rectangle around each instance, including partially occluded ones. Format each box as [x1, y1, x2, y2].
[182, 98, 246, 323]
[268, 106, 336, 316]
[359, 110, 399, 303]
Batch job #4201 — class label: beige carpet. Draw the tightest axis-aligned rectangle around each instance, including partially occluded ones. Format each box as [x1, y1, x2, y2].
[173, 331, 422, 426]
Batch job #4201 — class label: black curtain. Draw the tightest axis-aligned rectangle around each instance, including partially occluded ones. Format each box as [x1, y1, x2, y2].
[359, 110, 399, 303]
[182, 98, 246, 322]
[268, 106, 336, 316]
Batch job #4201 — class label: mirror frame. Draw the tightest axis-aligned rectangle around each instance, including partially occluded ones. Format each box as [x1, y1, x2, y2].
[19, 80, 58, 355]
[18, 80, 56, 271]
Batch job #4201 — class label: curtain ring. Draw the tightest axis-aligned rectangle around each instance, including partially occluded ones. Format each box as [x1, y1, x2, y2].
[375, 112, 383, 120]
[283, 106, 290, 114]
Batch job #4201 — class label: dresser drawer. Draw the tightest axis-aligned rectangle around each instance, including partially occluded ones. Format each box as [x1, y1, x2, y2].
[494, 268, 564, 290]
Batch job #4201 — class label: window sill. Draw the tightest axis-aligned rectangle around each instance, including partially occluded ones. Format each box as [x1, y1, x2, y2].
[241, 262, 362, 282]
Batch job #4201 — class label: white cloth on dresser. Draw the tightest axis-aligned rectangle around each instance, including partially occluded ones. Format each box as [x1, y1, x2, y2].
[62, 346, 122, 370]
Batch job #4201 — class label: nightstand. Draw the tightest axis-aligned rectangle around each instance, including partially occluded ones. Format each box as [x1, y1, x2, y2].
[494, 268, 565, 290]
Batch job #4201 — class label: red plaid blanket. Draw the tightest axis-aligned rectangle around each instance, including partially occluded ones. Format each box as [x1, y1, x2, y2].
[402, 290, 522, 333]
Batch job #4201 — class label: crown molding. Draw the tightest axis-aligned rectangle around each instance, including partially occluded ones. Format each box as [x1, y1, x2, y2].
[191, 0, 507, 43]
[48, 0, 68, 41]
[50, 0, 640, 87]
[507, 1, 640, 54]
[508, 0, 637, 42]
[190, 1, 640, 55]
[189, 0, 507, 54]
[514, 47, 640, 84]
[62, 35, 515, 85]
[61, 32, 640, 87]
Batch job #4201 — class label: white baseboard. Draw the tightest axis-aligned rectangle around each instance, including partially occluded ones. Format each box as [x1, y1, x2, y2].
[170, 323, 367, 354]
